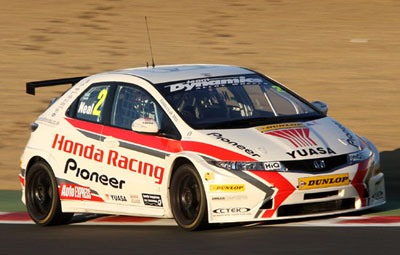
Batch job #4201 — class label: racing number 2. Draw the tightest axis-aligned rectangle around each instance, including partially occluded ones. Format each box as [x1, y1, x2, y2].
[92, 89, 108, 116]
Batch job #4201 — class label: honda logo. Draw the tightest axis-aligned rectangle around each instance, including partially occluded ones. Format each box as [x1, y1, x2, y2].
[313, 159, 326, 169]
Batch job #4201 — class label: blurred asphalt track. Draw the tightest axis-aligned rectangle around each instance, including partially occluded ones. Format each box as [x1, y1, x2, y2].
[1, 224, 400, 255]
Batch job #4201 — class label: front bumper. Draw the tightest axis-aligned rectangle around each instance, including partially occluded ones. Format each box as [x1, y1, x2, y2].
[205, 157, 386, 224]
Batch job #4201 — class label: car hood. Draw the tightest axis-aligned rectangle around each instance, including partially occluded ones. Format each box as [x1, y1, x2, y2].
[193, 116, 362, 161]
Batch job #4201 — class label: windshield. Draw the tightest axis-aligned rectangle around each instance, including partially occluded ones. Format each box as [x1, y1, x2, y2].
[158, 74, 322, 129]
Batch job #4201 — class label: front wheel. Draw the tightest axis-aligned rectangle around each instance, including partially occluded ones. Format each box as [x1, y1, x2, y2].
[25, 161, 73, 225]
[170, 164, 208, 231]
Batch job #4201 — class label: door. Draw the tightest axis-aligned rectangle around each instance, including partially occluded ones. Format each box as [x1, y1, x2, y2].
[100, 83, 180, 215]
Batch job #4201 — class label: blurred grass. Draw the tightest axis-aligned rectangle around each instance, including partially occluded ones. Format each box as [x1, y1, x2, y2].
[0, 190, 26, 212]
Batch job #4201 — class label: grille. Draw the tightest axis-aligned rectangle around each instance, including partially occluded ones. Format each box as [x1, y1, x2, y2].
[277, 198, 355, 217]
[304, 190, 339, 200]
[282, 154, 348, 173]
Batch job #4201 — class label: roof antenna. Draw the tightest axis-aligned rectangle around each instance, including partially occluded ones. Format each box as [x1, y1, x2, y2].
[145, 16, 155, 68]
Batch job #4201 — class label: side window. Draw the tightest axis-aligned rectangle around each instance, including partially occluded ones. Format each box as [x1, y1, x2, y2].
[76, 85, 111, 123]
[111, 85, 180, 138]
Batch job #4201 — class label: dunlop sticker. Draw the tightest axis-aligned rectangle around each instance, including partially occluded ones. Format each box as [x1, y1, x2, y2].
[256, 123, 304, 133]
[209, 184, 245, 192]
[298, 174, 349, 190]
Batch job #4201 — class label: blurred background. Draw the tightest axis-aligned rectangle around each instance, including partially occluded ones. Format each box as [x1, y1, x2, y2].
[1, 0, 399, 190]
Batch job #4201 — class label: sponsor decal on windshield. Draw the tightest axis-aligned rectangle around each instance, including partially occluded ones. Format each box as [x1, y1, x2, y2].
[165, 76, 263, 93]
[256, 123, 304, 133]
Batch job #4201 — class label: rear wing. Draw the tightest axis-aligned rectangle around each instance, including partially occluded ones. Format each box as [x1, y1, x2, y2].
[26, 76, 87, 95]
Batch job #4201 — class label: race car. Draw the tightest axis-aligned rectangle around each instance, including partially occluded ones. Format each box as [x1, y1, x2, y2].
[20, 64, 385, 230]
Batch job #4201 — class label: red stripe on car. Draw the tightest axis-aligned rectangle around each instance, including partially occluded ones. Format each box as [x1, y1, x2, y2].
[337, 216, 400, 224]
[351, 159, 370, 206]
[250, 171, 296, 218]
[19, 175, 25, 186]
[65, 117, 255, 161]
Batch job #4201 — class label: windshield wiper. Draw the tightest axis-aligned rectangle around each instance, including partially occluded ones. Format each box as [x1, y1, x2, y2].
[196, 113, 324, 129]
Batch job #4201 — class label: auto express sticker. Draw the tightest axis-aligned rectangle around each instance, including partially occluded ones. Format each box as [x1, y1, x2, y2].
[142, 193, 163, 207]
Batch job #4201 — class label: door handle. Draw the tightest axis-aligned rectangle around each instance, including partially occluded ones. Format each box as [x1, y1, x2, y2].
[104, 136, 120, 148]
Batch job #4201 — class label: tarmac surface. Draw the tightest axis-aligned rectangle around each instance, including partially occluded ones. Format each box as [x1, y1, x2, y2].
[1, 224, 399, 255]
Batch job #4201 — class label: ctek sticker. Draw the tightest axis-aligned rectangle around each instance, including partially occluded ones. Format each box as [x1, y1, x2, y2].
[213, 207, 250, 214]
[209, 184, 245, 192]
[298, 174, 350, 190]
[256, 123, 304, 133]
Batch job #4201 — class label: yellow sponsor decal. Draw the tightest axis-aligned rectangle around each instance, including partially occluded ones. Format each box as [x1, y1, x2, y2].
[204, 172, 215, 181]
[92, 89, 108, 116]
[298, 174, 349, 190]
[209, 184, 245, 192]
[256, 123, 304, 133]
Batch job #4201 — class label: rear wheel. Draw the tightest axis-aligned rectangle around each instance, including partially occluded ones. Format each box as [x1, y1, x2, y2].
[170, 164, 208, 231]
[25, 161, 73, 225]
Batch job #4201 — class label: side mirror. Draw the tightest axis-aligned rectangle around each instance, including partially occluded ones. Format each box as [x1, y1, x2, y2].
[311, 101, 328, 115]
[131, 118, 159, 133]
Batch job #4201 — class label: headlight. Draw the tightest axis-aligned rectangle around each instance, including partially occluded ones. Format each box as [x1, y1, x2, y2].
[207, 160, 287, 172]
[348, 148, 371, 164]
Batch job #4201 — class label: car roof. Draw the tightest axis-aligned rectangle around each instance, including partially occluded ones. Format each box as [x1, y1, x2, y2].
[108, 64, 255, 84]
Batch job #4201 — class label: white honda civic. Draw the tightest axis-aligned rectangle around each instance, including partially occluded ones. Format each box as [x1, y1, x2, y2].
[20, 64, 385, 230]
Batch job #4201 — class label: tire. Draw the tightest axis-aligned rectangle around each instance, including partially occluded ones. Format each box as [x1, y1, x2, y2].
[170, 164, 208, 231]
[25, 161, 73, 226]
